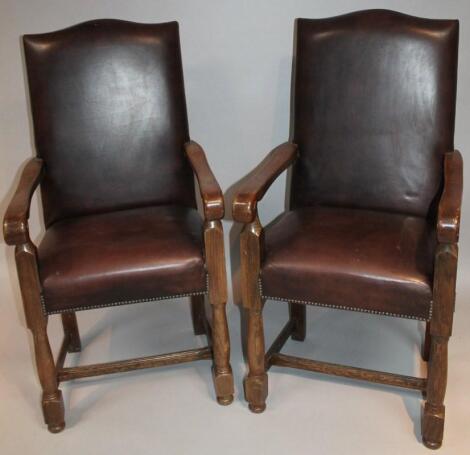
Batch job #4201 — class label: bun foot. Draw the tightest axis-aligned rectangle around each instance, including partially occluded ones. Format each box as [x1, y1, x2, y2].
[47, 422, 65, 433]
[248, 403, 266, 413]
[217, 394, 234, 406]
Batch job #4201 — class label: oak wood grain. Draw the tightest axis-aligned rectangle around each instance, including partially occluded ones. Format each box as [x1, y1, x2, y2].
[3, 158, 43, 245]
[437, 151, 463, 243]
[58, 347, 212, 381]
[185, 140, 224, 220]
[203, 219, 234, 404]
[232, 142, 298, 223]
[15, 241, 65, 433]
[270, 353, 427, 391]
[240, 217, 268, 412]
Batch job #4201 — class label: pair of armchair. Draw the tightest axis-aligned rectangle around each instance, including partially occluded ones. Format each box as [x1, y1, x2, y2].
[4, 10, 462, 450]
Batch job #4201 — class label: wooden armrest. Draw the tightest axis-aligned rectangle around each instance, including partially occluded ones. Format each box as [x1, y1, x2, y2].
[437, 150, 463, 244]
[185, 141, 224, 221]
[3, 158, 44, 245]
[232, 142, 298, 223]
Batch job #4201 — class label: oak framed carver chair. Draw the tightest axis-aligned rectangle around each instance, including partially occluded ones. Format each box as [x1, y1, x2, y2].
[3, 19, 233, 433]
[232, 10, 462, 449]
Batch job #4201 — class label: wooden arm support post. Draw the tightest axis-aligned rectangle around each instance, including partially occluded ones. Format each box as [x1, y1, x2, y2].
[3, 158, 65, 432]
[233, 142, 298, 413]
[422, 150, 462, 448]
[186, 140, 234, 404]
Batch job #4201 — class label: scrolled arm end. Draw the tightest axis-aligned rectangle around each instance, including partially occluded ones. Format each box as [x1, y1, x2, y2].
[232, 196, 258, 224]
[437, 150, 463, 244]
[185, 141, 224, 221]
[231, 142, 298, 224]
[4, 219, 30, 246]
[3, 157, 44, 246]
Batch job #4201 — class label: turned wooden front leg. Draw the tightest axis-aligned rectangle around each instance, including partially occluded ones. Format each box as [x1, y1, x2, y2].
[423, 336, 448, 449]
[61, 312, 81, 353]
[16, 242, 65, 433]
[33, 324, 65, 433]
[422, 244, 457, 449]
[241, 217, 268, 412]
[245, 305, 268, 412]
[204, 220, 234, 405]
[211, 302, 233, 405]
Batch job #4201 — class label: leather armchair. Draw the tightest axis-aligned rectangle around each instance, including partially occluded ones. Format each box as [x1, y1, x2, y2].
[3, 19, 233, 433]
[232, 10, 461, 449]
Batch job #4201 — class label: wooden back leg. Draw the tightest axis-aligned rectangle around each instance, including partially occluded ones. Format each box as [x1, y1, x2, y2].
[190, 295, 206, 335]
[61, 312, 81, 352]
[422, 321, 431, 362]
[289, 302, 306, 341]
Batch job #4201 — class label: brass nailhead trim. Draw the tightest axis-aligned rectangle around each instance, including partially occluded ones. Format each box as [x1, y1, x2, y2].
[258, 279, 433, 321]
[41, 275, 209, 315]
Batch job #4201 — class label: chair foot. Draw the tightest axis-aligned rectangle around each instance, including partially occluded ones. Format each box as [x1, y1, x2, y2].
[248, 402, 266, 414]
[422, 403, 445, 450]
[212, 366, 234, 406]
[244, 373, 268, 414]
[48, 422, 66, 434]
[217, 394, 234, 406]
[423, 440, 442, 451]
[42, 390, 65, 433]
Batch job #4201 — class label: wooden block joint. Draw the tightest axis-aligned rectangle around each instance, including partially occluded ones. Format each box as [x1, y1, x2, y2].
[422, 403, 445, 449]
[42, 390, 65, 433]
[244, 373, 268, 413]
[212, 366, 234, 405]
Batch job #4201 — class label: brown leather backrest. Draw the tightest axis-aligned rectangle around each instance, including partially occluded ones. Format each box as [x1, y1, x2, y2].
[24, 20, 195, 227]
[290, 10, 459, 217]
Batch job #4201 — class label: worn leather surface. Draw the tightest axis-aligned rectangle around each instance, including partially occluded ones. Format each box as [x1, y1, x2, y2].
[261, 206, 435, 319]
[38, 206, 207, 313]
[291, 10, 459, 217]
[24, 20, 195, 227]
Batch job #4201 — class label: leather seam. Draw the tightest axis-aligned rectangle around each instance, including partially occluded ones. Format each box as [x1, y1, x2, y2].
[259, 279, 432, 321]
[41, 275, 209, 315]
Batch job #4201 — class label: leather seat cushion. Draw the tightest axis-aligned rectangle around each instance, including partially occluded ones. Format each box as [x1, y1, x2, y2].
[260, 206, 435, 320]
[38, 205, 207, 314]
